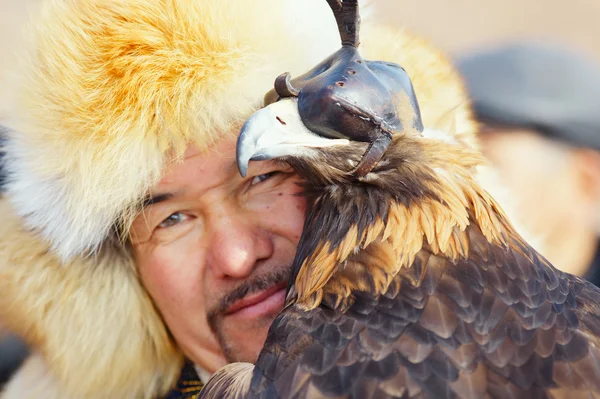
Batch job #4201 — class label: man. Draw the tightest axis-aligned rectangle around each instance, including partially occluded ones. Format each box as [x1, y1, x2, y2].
[457, 42, 600, 285]
[0, 0, 491, 398]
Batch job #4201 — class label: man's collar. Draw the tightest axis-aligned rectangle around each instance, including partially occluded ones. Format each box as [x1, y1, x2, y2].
[163, 361, 204, 399]
[193, 364, 213, 384]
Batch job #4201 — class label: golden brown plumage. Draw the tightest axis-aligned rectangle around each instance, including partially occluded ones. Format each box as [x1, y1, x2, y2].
[198, 1, 600, 398]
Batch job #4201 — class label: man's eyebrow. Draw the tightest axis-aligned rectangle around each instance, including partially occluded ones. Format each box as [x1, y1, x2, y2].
[141, 193, 174, 209]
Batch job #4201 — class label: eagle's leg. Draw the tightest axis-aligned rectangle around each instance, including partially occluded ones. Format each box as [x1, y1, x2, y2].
[351, 129, 392, 178]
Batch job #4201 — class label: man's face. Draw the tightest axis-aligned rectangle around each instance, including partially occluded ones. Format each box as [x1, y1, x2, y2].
[130, 135, 306, 372]
[479, 127, 574, 242]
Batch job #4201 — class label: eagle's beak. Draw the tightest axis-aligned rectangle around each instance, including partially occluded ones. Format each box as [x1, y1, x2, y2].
[236, 98, 349, 177]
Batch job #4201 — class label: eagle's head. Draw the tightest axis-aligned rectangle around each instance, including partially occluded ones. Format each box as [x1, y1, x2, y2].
[236, 0, 511, 310]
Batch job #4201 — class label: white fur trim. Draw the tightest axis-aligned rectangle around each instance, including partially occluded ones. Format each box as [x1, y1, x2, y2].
[421, 127, 459, 144]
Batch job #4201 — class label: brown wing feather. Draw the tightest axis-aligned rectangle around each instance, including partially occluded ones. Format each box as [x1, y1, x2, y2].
[201, 225, 600, 399]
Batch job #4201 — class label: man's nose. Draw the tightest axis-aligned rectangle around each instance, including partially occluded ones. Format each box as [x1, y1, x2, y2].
[206, 203, 274, 279]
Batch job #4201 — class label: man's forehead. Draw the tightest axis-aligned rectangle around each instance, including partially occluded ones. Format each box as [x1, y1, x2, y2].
[181, 139, 234, 160]
[182, 145, 203, 160]
[156, 138, 240, 191]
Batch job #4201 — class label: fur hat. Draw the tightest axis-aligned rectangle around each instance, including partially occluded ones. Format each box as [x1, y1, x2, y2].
[0, 0, 477, 398]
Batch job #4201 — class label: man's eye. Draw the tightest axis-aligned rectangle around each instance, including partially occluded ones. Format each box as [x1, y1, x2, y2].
[158, 212, 189, 228]
[250, 172, 278, 186]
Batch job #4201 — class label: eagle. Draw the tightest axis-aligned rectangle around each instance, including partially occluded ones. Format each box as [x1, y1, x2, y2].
[199, 1, 600, 398]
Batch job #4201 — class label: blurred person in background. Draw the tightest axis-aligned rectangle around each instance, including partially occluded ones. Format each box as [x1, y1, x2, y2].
[457, 42, 600, 284]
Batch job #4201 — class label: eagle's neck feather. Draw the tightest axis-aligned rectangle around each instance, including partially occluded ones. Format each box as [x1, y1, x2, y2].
[293, 142, 516, 311]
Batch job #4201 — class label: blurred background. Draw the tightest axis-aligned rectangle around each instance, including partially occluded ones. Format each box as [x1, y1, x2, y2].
[379, 0, 600, 62]
[1, 0, 599, 77]
[0, 0, 599, 390]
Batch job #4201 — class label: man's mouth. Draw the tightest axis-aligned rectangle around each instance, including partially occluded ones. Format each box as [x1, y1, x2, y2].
[224, 281, 287, 318]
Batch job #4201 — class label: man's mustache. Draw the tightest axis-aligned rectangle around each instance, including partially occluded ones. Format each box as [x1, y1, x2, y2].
[207, 268, 290, 323]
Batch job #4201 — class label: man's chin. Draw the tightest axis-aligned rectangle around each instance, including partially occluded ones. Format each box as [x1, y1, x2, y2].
[219, 312, 279, 363]
[216, 286, 286, 362]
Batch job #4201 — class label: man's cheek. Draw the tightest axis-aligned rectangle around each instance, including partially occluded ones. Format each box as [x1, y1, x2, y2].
[291, 197, 308, 239]
[138, 247, 202, 313]
[221, 316, 273, 362]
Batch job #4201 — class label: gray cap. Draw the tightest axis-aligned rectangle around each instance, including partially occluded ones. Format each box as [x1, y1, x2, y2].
[456, 42, 600, 150]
